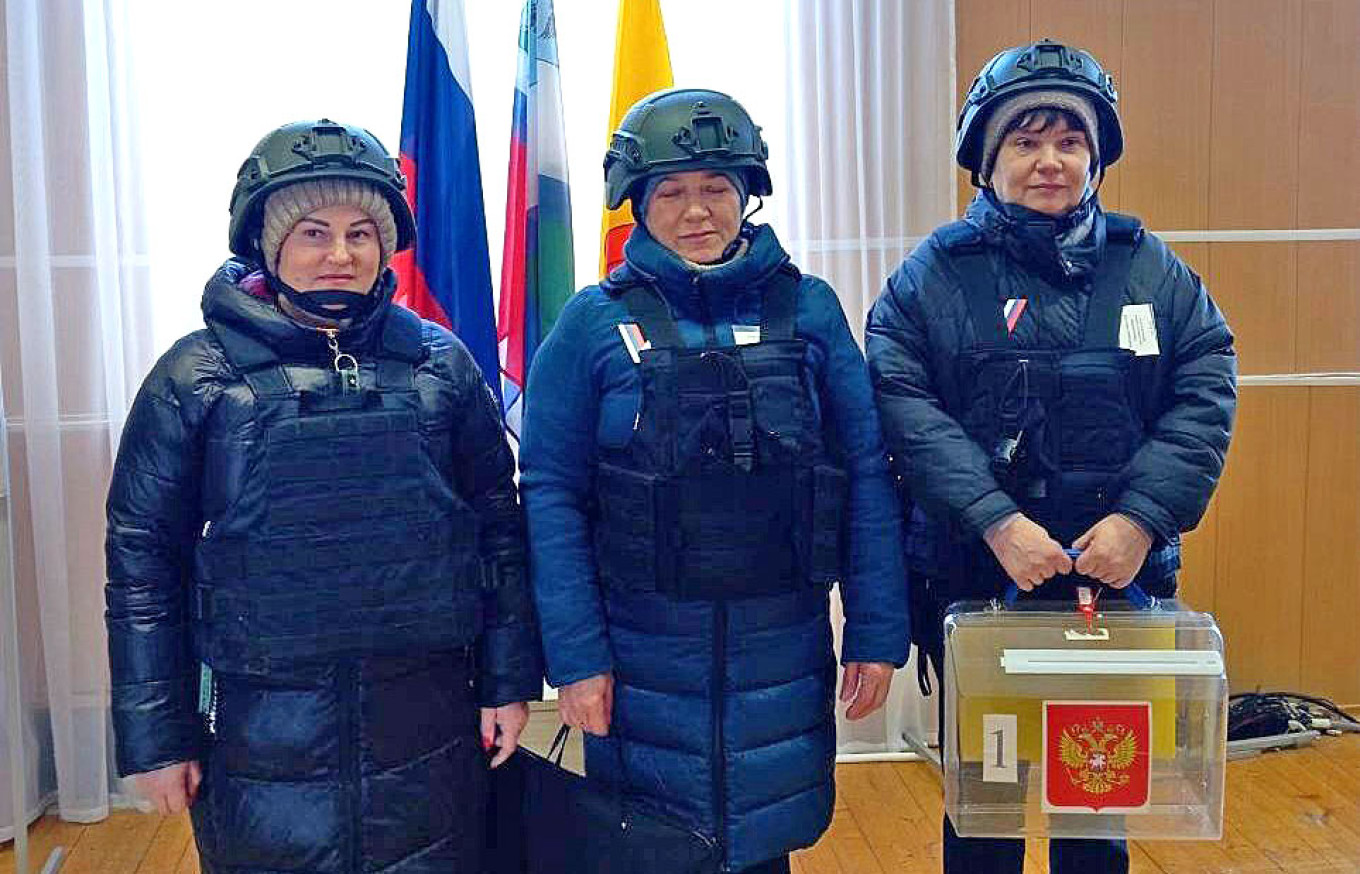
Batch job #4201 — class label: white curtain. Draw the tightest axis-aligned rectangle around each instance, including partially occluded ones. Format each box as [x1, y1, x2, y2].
[782, 0, 957, 755]
[1, 0, 155, 841]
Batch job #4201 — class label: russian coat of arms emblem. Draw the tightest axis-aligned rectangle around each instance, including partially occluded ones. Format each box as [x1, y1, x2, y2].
[1043, 701, 1152, 813]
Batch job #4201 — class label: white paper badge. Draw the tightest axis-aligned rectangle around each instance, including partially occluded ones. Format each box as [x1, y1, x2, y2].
[1119, 304, 1160, 357]
[732, 325, 761, 346]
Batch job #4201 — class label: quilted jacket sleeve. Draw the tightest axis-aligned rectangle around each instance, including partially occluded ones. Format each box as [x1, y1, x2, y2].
[105, 349, 205, 777]
[519, 292, 615, 688]
[801, 279, 910, 666]
[439, 336, 544, 708]
[866, 246, 1022, 538]
[1113, 237, 1237, 541]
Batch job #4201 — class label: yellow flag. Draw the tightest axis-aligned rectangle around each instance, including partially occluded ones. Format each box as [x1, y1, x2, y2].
[599, 0, 673, 278]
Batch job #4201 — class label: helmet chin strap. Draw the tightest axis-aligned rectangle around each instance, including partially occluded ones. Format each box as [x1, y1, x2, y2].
[266, 271, 380, 323]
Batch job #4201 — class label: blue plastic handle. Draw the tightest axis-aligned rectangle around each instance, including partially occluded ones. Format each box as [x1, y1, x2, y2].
[1003, 548, 1153, 609]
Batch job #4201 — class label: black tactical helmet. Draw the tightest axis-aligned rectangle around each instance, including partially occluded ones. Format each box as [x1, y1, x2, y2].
[228, 119, 416, 260]
[604, 88, 772, 210]
[956, 39, 1123, 185]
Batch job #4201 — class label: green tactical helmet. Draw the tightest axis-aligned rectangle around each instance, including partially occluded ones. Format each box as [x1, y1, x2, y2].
[227, 119, 416, 260]
[604, 88, 772, 210]
[956, 39, 1123, 184]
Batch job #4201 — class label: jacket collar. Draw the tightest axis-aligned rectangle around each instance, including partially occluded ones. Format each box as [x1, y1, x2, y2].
[202, 258, 402, 365]
[966, 190, 1107, 284]
[613, 222, 791, 317]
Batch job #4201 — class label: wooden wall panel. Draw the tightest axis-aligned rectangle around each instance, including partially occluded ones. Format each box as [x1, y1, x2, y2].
[1178, 496, 1218, 613]
[1025, 0, 1125, 210]
[953, 0, 1031, 217]
[1297, 0, 1360, 227]
[1213, 388, 1310, 694]
[1297, 242, 1360, 373]
[1208, 0, 1303, 229]
[1208, 243, 1298, 375]
[1300, 387, 1360, 707]
[1118, 0, 1213, 230]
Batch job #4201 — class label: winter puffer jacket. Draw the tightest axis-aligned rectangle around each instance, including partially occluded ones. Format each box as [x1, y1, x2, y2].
[105, 260, 542, 873]
[520, 223, 909, 871]
[866, 192, 1237, 604]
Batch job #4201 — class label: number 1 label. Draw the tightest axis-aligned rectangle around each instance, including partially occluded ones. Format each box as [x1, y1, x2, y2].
[982, 713, 1018, 783]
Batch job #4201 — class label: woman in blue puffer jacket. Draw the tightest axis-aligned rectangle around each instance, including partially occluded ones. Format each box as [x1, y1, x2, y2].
[520, 89, 910, 873]
[104, 119, 542, 873]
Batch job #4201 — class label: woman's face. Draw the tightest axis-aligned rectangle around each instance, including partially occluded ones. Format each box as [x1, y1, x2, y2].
[642, 171, 742, 264]
[989, 115, 1092, 217]
[276, 204, 382, 292]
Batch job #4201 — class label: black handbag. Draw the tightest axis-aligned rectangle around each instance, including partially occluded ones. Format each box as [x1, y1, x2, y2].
[485, 726, 721, 874]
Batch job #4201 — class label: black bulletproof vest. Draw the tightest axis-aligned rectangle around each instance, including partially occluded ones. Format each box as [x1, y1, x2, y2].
[593, 268, 847, 600]
[944, 217, 1150, 595]
[193, 308, 484, 674]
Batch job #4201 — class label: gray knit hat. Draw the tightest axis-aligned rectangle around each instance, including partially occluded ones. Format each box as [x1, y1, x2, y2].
[979, 89, 1100, 183]
[259, 178, 398, 272]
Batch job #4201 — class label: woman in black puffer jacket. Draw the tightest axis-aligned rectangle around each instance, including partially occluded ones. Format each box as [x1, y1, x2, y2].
[104, 119, 541, 873]
[866, 41, 1235, 874]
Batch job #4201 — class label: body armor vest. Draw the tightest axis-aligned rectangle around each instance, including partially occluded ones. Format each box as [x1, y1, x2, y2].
[943, 216, 1159, 598]
[593, 268, 847, 600]
[192, 308, 484, 674]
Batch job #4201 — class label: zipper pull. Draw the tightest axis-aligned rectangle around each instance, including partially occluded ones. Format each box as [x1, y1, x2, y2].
[322, 328, 360, 392]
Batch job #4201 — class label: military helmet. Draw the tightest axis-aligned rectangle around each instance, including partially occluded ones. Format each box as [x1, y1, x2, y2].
[956, 39, 1123, 182]
[604, 88, 772, 210]
[228, 119, 416, 260]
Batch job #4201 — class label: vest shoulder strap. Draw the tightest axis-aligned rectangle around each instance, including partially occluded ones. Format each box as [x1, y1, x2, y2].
[935, 223, 1009, 346]
[758, 264, 802, 342]
[934, 219, 987, 254]
[208, 322, 295, 399]
[1082, 216, 1141, 347]
[379, 304, 426, 363]
[1103, 212, 1143, 243]
[617, 285, 684, 348]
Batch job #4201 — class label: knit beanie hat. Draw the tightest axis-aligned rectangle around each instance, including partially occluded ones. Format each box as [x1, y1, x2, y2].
[637, 169, 750, 219]
[979, 89, 1100, 183]
[259, 178, 398, 272]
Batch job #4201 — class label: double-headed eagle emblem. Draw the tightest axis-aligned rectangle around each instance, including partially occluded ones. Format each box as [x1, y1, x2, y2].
[1057, 717, 1139, 794]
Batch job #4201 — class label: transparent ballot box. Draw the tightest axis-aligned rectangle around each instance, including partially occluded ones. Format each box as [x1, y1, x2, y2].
[942, 594, 1227, 840]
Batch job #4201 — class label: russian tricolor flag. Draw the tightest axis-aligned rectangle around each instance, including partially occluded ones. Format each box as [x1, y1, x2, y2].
[393, 0, 501, 401]
[498, 0, 574, 438]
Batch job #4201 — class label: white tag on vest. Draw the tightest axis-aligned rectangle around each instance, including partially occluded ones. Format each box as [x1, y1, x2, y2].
[732, 325, 761, 346]
[1119, 304, 1159, 357]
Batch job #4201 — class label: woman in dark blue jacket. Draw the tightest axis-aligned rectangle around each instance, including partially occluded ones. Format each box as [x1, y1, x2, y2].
[866, 41, 1236, 874]
[520, 89, 909, 873]
[104, 119, 541, 873]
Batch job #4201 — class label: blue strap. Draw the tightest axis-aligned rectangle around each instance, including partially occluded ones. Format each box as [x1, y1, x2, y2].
[1003, 548, 1153, 609]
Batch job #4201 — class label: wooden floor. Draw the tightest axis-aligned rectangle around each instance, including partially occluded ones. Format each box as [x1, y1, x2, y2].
[4, 734, 1360, 873]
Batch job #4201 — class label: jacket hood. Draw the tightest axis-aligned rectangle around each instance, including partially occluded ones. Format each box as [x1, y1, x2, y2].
[614, 221, 791, 318]
[201, 258, 402, 361]
[966, 190, 1107, 283]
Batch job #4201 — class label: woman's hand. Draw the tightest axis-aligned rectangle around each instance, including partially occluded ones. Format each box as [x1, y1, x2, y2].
[135, 760, 201, 815]
[984, 512, 1073, 590]
[840, 662, 895, 721]
[1072, 514, 1153, 588]
[481, 703, 531, 768]
[558, 672, 614, 737]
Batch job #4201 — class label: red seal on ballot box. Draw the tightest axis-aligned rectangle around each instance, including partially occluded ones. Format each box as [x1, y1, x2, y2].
[1042, 701, 1152, 813]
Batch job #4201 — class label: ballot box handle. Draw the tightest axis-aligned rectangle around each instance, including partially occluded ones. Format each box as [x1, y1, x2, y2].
[1003, 549, 1154, 609]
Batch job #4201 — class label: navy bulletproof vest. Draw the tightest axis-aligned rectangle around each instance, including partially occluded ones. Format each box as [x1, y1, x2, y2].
[192, 308, 484, 674]
[943, 216, 1162, 597]
[593, 268, 847, 600]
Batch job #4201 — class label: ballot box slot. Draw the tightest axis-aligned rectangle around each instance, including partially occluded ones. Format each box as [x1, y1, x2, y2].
[1000, 648, 1225, 676]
